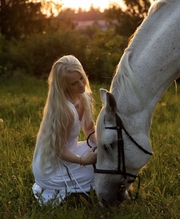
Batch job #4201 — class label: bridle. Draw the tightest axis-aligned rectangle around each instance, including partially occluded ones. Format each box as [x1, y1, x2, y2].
[87, 113, 153, 198]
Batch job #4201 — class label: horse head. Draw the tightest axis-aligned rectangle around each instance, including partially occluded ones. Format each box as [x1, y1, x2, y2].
[95, 89, 152, 205]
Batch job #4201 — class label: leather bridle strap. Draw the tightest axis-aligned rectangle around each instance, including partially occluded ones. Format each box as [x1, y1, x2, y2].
[116, 114, 126, 179]
[105, 114, 153, 156]
[102, 113, 137, 180]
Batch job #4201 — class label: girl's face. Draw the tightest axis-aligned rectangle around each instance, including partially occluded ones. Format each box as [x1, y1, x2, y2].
[65, 72, 86, 95]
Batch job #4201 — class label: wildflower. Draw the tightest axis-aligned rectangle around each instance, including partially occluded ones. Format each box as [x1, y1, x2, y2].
[11, 175, 17, 180]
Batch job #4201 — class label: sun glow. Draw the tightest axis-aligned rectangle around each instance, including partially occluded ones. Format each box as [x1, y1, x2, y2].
[60, 0, 124, 11]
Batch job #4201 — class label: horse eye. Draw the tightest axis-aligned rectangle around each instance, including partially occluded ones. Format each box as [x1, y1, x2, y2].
[103, 143, 114, 151]
[110, 143, 115, 149]
[103, 145, 108, 151]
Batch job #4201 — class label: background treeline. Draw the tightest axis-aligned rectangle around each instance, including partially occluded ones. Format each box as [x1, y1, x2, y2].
[0, 0, 155, 81]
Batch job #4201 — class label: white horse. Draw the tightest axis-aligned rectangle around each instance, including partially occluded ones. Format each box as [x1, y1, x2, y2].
[95, 0, 180, 205]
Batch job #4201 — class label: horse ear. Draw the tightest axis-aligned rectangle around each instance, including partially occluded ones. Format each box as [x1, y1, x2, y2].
[99, 88, 108, 106]
[106, 92, 117, 113]
[99, 88, 117, 113]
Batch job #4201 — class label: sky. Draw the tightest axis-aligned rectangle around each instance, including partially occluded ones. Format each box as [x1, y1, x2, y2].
[59, 0, 125, 11]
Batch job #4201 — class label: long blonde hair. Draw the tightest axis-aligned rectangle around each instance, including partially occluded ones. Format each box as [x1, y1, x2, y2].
[33, 55, 93, 172]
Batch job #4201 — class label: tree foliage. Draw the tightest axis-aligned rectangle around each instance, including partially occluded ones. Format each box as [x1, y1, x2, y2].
[0, 0, 47, 39]
[123, 0, 151, 17]
[105, 0, 151, 37]
[1, 30, 89, 77]
[85, 29, 126, 81]
[0, 0, 76, 39]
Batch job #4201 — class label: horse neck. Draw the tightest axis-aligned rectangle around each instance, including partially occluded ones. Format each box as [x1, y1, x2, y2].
[110, 1, 180, 135]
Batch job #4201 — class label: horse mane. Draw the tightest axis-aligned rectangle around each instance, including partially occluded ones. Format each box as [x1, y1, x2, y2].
[110, 49, 145, 106]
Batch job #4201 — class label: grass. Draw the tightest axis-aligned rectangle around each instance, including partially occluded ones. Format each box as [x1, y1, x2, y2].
[0, 73, 179, 219]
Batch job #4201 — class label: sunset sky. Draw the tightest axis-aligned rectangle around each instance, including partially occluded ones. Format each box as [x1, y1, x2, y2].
[59, 0, 125, 11]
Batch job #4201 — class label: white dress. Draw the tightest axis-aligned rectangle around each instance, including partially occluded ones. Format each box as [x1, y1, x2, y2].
[32, 102, 95, 205]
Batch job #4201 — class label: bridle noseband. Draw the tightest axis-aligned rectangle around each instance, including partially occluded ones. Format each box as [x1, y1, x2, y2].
[87, 113, 153, 196]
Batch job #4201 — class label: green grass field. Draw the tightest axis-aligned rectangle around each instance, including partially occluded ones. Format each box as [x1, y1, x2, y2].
[0, 73, 179, 219]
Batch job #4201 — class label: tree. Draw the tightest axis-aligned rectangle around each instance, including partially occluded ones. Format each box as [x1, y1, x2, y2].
[105, 0, 151, 37]
[85, 29, 125, 81]
[75, 6, 104, 21]
[0, 0, 48, 39]
[123, 0, 151, 18]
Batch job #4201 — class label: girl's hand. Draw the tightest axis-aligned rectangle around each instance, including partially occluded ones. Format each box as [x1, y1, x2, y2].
[81, 148, 97, 165]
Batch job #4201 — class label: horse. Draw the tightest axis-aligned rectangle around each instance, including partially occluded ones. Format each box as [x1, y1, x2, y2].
[94, 0, 180, 205]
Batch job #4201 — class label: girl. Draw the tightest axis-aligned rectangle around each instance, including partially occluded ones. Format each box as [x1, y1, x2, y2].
[32, 55, 97, 205]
